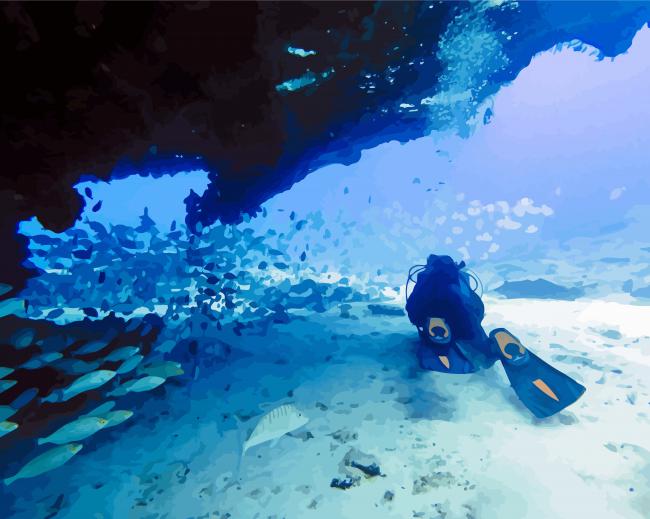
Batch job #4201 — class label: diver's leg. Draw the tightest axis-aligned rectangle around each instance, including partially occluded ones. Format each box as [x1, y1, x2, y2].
[452, 315, 499, 369]
[489, 328, 586, 418]
[416, 341, 479, 374]
[444, 284, 498, 368]
[416, 328, 480, 374]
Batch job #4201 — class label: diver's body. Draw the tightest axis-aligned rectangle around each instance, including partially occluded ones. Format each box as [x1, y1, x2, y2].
[405, 254, 585, 418]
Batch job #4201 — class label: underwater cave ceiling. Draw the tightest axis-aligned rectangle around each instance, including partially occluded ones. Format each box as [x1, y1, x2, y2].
[1, 1, 650, 293]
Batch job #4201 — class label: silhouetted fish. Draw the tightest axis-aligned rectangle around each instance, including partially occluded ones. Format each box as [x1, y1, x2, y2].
[73, 339, 111, 356]
[21, 352, 63, 370]
[87, 221, 108, 237]
[46, 309, 65, 319]
[54, 358, 101, 375]
[82, 307, 99, 318]
[11, 388, 39, 409]
[38, 334, 73, 352]
[0, 380, 17, 394]
[72, 248, 93, 260]
[10, 328, 35, 349]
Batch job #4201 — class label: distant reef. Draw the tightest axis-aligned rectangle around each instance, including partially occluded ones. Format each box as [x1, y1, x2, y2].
[494, 279, 588, 301]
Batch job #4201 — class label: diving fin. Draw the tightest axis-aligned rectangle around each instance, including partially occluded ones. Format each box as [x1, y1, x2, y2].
[416, 316, 479, 374]
[417, 341, 479, 374]
[491, 329, 586, 419]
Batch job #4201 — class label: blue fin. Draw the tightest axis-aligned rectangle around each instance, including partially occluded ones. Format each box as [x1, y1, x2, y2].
[491, 328, 586, 418]
[417, 342, 479, 374]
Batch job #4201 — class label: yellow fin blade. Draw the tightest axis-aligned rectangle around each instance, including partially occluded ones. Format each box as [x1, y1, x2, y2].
[532, 378, 559, 402]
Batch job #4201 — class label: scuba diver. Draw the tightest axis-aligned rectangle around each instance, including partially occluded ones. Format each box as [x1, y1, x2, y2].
[405, 254, 585, 418]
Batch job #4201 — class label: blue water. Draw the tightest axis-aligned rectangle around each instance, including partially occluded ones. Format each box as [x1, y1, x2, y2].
[3, 11, 650, 519]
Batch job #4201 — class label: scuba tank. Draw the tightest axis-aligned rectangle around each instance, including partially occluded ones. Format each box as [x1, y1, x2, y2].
[405, 254, 484, 335]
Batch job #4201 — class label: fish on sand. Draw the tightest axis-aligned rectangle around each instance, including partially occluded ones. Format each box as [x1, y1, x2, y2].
[242, 404, 309, 455]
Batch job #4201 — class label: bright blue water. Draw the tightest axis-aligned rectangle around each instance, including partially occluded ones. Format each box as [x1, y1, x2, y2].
[3, 16, 650, 519]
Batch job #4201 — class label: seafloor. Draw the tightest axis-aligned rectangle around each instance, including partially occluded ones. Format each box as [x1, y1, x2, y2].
[4, 297, 648, 519]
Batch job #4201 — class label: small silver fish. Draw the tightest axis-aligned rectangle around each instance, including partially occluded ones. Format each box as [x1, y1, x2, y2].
[42, 352, 64, 363]
[38, 334, 73, 352]
[154, 339, 176, 354]
[108, 375, 165, 397]
[124, 376, 165, 393]
[21, 352, 63, 370]
[124, 319, 141, 333]
[54, 358, 101, 375]
[0, 421, 18, 438]
[38, 416, 108, 445]
[116, 354, 143, 375]
[82, 401, 116, 418]
[10, 328, 35, 349]
[105, 346, 139, 362]
[43, 370, 116, 403]
[0, 406, 16, 422]
[242, 404, 309, 455]
[102, 410, 134, 429]
[139, 361, 183, 378]
[11, 388, 38, 409]
[0, 380, 17, 394]
[0, 298, 25, 318]
[74, 339, 111, 356]
[4, 444, 83, 485]
[0, 367, 14, 379]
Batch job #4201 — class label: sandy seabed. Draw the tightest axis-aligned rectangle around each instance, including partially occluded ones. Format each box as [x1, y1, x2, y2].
[5, 297, 650, 519]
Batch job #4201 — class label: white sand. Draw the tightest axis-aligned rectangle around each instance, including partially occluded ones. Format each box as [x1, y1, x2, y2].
[7, 298, 650, 519]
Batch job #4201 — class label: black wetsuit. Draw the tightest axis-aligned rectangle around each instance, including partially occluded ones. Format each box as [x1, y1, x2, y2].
[406, 255, 497, 372]
[405, 254, 586, 418]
